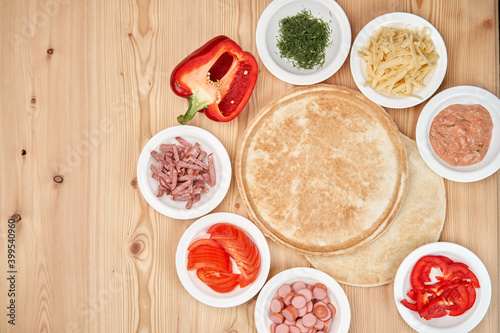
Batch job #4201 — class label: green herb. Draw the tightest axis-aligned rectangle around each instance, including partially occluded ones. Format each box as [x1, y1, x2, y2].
[276, 9, 332, 70]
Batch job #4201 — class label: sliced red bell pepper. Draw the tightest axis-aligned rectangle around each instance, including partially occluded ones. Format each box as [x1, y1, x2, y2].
[400, 254, 481, 320]
[419, 296, 450, 320]
[170, 35, 258, 124]
[410, 255, 452, 289]
[445, 284, 470, 316]
[441, 263, 480, 288]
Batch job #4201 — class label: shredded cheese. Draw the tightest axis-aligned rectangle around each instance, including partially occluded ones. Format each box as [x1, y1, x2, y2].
[358, 27, 439, 97]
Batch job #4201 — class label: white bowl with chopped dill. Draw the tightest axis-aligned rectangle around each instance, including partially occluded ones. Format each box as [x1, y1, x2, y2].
[256, 0, 351, 85]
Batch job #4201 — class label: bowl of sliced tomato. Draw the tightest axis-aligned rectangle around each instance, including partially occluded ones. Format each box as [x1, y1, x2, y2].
[394, 242, 492, 333]
[175, 212, 271, 307]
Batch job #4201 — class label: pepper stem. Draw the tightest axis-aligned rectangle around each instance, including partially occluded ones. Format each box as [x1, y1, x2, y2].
[177, 94, 209, 125]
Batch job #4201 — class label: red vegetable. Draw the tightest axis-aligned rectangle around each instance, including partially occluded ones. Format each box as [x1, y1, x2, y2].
[186, 223, 261, 293]
[186, 243, 232, 273]
[207, 223, 261, 288]
[196, 270, 240, 293]
[410, 255, 452, 289]
[170, 35, 258, 124]
[400, 255, 480, 320]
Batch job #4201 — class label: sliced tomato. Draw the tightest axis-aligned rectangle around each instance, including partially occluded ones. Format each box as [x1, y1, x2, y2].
[206, 280, 240, 293]
[208, 223, 261, 287]
[187, 245, 232, 273]
[187, 238, 222, 251]
[196, 270, 240, 293]
[196, 270, 239, 285]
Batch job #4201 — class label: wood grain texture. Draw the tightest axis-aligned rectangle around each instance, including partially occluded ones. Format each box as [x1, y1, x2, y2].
[0, 0, 498, 332]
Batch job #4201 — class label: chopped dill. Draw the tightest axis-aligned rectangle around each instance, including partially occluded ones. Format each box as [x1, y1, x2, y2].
[276, 9, 332, 70]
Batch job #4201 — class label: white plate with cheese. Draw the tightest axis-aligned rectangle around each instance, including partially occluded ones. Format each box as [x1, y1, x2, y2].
[350, 12, 447, 109]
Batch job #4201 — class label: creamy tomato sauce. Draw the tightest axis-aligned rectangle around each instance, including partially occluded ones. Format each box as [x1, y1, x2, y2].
[429, 104, 493, 166]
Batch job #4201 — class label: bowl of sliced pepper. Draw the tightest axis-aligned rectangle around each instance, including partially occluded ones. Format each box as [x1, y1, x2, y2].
[394, 242, 491, 333]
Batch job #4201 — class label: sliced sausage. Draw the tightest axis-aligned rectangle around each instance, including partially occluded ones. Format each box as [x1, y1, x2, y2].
[269, 312, 284, 324]
[276, 324, 290, 333]
[313, 303, 331, 321]
[292, 281, 307, 293]
[270, 323, 277, 333]
[306, 301, 313, 313]
[327, 303, 336, 319]
[278, 284, 292, 298]
[312, 284, 328, 300]
[323, 318, 332, 332]
[297, 305, 307, 317]
[302, 313, 317, 328]
[297, 288, 313, 302]
[291, 295, 307, 309]
[313, 318, 325, 330]
[284, 292, 295, 306]
[270, 298, 285, 313]
[317, 295, 330, 304]
[289, 326, 301, 333]
[295, 319, 308, 333]
[282, 306, 299, 322]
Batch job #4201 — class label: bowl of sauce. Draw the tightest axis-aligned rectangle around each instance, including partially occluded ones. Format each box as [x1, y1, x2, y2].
[416, 86, 500, 182]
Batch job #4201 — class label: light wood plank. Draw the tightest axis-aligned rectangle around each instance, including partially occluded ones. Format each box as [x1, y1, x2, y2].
[0, 0, 497, 332]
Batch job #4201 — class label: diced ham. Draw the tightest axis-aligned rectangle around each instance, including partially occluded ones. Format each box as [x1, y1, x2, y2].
[207, 153, 216, 186]
[149, 136, 216, 209]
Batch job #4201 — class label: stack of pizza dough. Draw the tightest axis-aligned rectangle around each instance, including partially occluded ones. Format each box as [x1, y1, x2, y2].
[236, 84, 445, 286]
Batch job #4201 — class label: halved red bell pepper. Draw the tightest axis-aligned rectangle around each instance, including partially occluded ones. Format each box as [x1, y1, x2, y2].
[170, 35, 258, 124]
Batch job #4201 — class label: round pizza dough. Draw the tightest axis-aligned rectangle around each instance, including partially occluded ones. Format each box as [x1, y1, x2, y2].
[236, 84, 408, 256]
[306, 135, 446, 286]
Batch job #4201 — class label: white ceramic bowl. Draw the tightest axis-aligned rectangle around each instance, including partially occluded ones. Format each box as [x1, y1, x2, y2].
[175, 212, 271, 308]
[137, 125, 231, 220]
[255, 267, 350, 333]
[394, 242, 492, 333]
[350, 12, 447, 108]
[256, 0, 351, 85]
[416, 85, 500, 182]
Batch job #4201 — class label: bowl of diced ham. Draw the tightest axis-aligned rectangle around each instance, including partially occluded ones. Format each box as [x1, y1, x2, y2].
[255, 267, 351, 333]
[137, 125, 231, 220]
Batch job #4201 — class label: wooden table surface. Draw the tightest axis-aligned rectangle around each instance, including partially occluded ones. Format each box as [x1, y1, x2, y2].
[1, 0, 498, 332]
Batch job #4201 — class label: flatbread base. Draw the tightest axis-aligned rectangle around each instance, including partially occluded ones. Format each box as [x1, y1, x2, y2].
[306, 135, 446, 286]
[236, 84, 408, 256]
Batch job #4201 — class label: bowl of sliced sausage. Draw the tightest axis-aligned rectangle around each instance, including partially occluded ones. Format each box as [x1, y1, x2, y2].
[254, 267, 351, 333]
